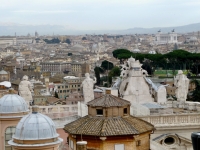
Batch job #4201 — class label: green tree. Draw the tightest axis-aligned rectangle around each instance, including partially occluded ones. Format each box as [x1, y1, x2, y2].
[44, 38, 60, 44]
[101, 60, 114, 70]
[108, 66, 121, 84]
[189, 80, 200, 102]
[65, 39, 71, 44]
[82, 37, 87, 40]
[68, 53, 72, 56]
[94, 67, 101, 85]
[54, 91, 59, 98]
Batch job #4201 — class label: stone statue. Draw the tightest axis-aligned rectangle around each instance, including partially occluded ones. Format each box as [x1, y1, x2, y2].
[18, 75, 33, 106]
[174, 70, 189, 103]
[81, 73, 96, 103]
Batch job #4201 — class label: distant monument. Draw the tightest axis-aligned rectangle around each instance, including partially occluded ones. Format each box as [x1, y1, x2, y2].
[174, 70, 189, 103]
[18, 75, 33, 106]
[81, 73, 96, 103]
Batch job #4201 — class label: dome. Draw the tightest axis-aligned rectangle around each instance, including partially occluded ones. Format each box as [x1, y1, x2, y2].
[13, 112, 59, 140]
[0, 70, 8, 75]
[0, 94, 29, 113]
[132, 49, 141, 53]
[190, 36, 198, 42]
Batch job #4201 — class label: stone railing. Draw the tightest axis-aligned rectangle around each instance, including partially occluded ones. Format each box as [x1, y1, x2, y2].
[31, 105, 78, 119]
[53, 115, 80, 128]
[138, 113, 200, 126]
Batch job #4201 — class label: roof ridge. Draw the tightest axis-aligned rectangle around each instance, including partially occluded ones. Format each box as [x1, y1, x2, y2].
[121, 116, 140, 134]
[100, 118, 108, 135]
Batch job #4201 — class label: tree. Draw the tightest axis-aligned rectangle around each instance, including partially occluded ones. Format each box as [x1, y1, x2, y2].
[94, 67, 100, 85]
[65, 39, 71, 44]
[112, 49, 132, 63]
[54, 91, 59, 98]
[101, 60, 114, 70]
[188, 80, 200, 102]
[68, 53, 72, 56]
[82, 37, 87, 40]
[44, 38, 60, 44]
[108, 66, 121, 84]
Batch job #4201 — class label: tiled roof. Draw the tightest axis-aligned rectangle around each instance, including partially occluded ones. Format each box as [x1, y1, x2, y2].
[64, 115, 154, 136]
[87, 94, 130, 107]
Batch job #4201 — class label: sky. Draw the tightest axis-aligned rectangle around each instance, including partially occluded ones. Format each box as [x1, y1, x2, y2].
[0, 0, 200, 30]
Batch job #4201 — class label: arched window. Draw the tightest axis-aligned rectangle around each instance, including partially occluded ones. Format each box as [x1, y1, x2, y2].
[5, 126, 16, 150]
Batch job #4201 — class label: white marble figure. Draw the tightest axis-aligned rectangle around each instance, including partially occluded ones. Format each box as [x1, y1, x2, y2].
[174, 70, 189, 103]
[81, 73, 96, 103]
[18, 75, 33, 106]
[112, 77, 122, 90]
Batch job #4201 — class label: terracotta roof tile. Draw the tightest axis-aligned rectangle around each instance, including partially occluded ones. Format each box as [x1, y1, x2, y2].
[87, 94, 130, 107]
[64, 115, 154, 136]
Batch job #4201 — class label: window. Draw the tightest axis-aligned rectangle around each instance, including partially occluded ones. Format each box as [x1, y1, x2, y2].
[115, 144, 124, 150]
[124, 108, 127, 114]
[69, 138, 74, 149]
[136, 140, 141, 146]
[96, 109, 103, 115]
[5, 126, 16, 150]
[164, 137, 175, 145]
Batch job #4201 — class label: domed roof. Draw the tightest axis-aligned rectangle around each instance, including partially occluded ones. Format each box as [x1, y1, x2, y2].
[0, 70, 8, 75]
[190, 36, 198, 42]
[132, 49, 141, 53]
[13, 112, 59, 140]
[0, 94, 29, 113]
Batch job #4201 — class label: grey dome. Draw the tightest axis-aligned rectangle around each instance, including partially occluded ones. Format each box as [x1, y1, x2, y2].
[0, 94, 28, 113]
[0, 70, 8, 75]
[13, 112, 59, 140]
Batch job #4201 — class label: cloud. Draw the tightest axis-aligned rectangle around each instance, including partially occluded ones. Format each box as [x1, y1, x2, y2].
[12, 10, 76, 14]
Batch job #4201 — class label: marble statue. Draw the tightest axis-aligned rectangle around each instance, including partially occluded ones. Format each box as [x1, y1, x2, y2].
[18, 75, 33, 106]
[81, 73, 96, 103]
[112, 77, 121, 90]
[174, 70, 189, 103]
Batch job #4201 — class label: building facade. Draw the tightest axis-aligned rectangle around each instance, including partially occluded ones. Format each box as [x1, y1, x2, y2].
[41, 62, 71, 76]
[64, 94, 154, 150]
[155, 30, 178, 45]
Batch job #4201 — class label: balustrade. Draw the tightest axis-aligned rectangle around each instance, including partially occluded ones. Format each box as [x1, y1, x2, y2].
[139, 113, 200, 126]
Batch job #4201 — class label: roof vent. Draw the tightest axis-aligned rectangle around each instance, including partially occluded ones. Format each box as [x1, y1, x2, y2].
[105, 88, 111, 94]
[8, 88, 14, 94]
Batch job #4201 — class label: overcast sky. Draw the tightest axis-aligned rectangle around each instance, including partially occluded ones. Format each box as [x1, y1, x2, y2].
[1, 0, 200, 30]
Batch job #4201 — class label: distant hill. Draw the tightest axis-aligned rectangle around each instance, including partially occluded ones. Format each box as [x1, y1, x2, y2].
[126, 22, 200, 34]
[0, 22, 200, 36]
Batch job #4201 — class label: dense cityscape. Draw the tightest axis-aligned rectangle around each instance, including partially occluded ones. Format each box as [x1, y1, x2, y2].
[1, 0, 200, 150]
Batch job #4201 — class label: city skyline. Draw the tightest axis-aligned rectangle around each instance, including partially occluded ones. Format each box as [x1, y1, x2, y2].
[1, 0, 200, 30]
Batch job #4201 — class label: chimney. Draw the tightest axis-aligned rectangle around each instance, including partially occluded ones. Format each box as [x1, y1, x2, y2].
[76, 141, 87, 150]
[8, 88, 14, 94]
[32, 105, 39, 114]
[105, 88, 111, 94]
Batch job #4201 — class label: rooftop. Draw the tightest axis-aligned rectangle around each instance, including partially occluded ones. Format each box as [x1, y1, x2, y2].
[64, 115, 154, 136]
[87, 94, 130, 107]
